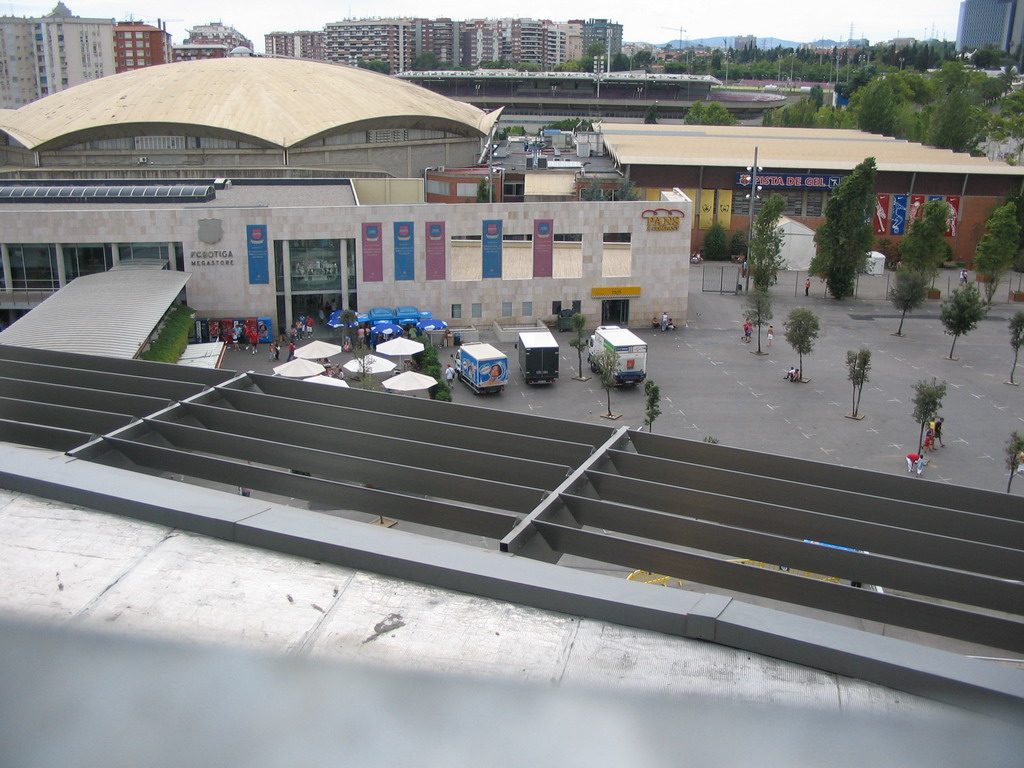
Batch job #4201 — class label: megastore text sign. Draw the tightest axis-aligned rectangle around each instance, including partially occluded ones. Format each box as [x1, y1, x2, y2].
[736, 173, 843, 189]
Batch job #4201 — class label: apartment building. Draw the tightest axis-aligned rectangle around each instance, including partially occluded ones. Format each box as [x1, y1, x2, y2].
[265, 30, 325, 60]
[324, 18, 415, 72]
[114, 21, 171, 73]
[0, 2, 114, 109]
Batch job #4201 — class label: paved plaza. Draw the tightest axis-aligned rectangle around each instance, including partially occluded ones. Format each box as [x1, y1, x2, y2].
[240, 267, 1024, 496]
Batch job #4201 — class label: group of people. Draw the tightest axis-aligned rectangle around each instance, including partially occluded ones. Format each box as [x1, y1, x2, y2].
[785, 367, 801, 382]
[652, 313, 676, 331]
[906, 417, 946, 474]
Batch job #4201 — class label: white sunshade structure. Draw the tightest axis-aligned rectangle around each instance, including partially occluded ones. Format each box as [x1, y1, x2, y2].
[342, 354, 397, 376]
[294, 340, 343, 360]
[304, 375, 350, 388]
[382, 370, 437, 393]
[273, 358, 325, 378]
[375, 337, 425, 358]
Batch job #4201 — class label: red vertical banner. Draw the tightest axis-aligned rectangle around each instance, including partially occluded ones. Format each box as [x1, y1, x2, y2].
[908, 195, 926, 223]
[425, 221, 446, 280]
[533, 219, 553, 277]
[361, 223, 383, 282]
[873, 194, 890, 235]
[945, 196, 961, 237]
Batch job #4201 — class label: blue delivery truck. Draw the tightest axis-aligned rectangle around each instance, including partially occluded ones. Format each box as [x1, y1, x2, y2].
[454, 343, 508, 394]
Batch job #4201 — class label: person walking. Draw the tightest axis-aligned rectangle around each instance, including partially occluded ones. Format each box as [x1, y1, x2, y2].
[287, 341, 296, 361]
[804, 278, 811, 297]
[933, 417, 944, 447]
[959, 269, 968, 286]
[445, 363, 456, 387]
[767, 325, 774, 347]
[661, 312, 668, 332]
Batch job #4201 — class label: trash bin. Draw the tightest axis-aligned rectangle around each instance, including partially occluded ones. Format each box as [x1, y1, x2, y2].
[557, 309, 575, 332]
[453, 332, 462, 346]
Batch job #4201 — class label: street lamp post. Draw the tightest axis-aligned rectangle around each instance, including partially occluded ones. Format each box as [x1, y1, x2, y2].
[745, 146, 762, 292]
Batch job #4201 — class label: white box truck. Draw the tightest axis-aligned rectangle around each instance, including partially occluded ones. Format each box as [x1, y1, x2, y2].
[454, 343, 508, 394]
[587, 326, 647, 386]
[517, 330, 559, 384]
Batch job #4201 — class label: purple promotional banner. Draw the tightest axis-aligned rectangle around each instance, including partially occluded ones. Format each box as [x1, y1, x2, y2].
[394, 221, 414, 281]
[425, 221, 446, 280]
[890, 195, 908, 236]
[362, 222, 383, 282]
[533, 219, 553, 277]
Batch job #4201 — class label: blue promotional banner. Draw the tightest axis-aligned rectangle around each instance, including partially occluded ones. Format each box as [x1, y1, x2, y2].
[482, 219, 502, 278]
[246, 224, 269, 284]
[394, 221, 415, 281]
[736, 172, 842, 190]
[890, 195, 908, 235]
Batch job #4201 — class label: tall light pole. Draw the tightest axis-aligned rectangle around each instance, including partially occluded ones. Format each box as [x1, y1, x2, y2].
[745, 146, 762, 292]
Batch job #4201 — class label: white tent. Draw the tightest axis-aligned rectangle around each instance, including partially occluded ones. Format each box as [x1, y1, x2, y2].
[382, 370, 437, 397]
[777, 217, 817, 272]
[864, 251, 886, 276]
[342, 354, 397, 376]
[305, 375, 350, 388]
[294, 340, 343, 360]
[273, 358, 325, 378]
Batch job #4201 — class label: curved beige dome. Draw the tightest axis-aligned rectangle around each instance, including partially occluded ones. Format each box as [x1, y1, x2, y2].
[0, 57, 500, 150]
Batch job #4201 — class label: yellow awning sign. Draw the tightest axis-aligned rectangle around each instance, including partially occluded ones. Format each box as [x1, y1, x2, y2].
[592, 286, 641, 297]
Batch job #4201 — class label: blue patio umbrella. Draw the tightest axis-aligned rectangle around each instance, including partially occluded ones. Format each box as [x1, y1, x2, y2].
[370, 322, 402, 341]
[415, 318, 448, 332]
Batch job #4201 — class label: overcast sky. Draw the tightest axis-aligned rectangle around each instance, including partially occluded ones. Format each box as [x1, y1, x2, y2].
[23, 1, 961, 53]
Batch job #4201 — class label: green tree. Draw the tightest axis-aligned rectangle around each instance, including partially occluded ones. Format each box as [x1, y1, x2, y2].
[989, 89, 1024, 164]
[846, 348, 871, 418]
[700, 102, 737, 125]
[567, 313, 588, 379]
[729, 229, 748, 258]
[1008, 311, 1024, 385]
[889, 269, 929, 335]
[927, 63, 985, 154]
[939, 284, 988, 359]
[643, 103, 659, 124]
[685, 101, 705, 125]
[580, 180, 605, 201]
[357, 59, 390, 74]
[808, 84, 824, 109]
[611, 178, 640, 201]
[784, 308, 820, 381]
[593, 346, 621, 418]
[898, 200, 952, 275]
[632, 50, 653, 69]
[643, 380, 662, 432]
[911, 378, 947, 455]
[811, 157, 877, 299]
[412, 52, 440, 70]
[702, 222, 729, 261]
[1005, 431, 1024, 492]
[851, 75, 905, 136]
[974, 201, 1020, 301]
[745, 289, 773, 353]
[476, 178, 491, 203]
[748, 193, 786, 292]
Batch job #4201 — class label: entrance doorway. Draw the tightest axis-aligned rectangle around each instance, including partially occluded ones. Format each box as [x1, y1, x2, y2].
[601, 299, 630, 325]
[288, 293, 344, 336]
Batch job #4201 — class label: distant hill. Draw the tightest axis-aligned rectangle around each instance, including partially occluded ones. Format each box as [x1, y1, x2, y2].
[629, 36, 847, 49]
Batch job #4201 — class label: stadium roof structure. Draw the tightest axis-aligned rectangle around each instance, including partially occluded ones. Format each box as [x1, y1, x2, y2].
[0, 343, 1021, 724]
[599, 123, 1024, 176]
[0, 57, 501, 151]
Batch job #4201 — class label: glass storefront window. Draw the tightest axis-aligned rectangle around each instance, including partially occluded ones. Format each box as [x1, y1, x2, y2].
[117, 242, 171, 267]
[274, 241, 285, 292]
[63, 243, 112, 280]
[344, 239, 357, 311]
[9, 244, 59, 290]
[289, 239, 342, 292]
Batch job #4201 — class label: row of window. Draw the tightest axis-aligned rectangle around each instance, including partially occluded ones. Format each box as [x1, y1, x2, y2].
[450, 299, 582, 320]
[0, 242, 178, 291]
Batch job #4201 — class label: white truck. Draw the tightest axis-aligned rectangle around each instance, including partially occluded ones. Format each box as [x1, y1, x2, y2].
[587, 326, 647, 386]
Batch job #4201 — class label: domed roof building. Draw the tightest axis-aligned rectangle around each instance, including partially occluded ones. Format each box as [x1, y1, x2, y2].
[0, 57, 501, 179]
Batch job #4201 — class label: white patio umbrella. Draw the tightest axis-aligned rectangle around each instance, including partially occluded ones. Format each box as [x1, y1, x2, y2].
[294, 339, 343, 360]
[375, 336, 426, 371]
[342, 354, 397, 376]
[273, 358, 325, 378]
[382, 370, 437, 393]
[305, 375, 350, 388]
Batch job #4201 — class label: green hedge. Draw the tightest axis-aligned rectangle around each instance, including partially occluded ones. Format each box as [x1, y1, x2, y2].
[140, 305, 195, 363]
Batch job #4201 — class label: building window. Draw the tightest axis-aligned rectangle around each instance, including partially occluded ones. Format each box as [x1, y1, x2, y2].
[425, 179, 448, 196]
[455, 182, 479, 197]
[471, 303, 482, 318]
[552, 300, 562, 315]
[603, 232, 631, 243]
[571, 300, 582, 313]
[62, 243, 112, 280]
[288, 239, 342, 292]
[501, 302, 512, 317]
[522, 301, 532, 316]
[9, 243, 59, 290]
[555, 233, 583, 242]
[451, 303, 462, 319]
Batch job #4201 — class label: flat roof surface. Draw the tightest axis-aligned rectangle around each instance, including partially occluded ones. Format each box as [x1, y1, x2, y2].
[599, 123, 1024, 175]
